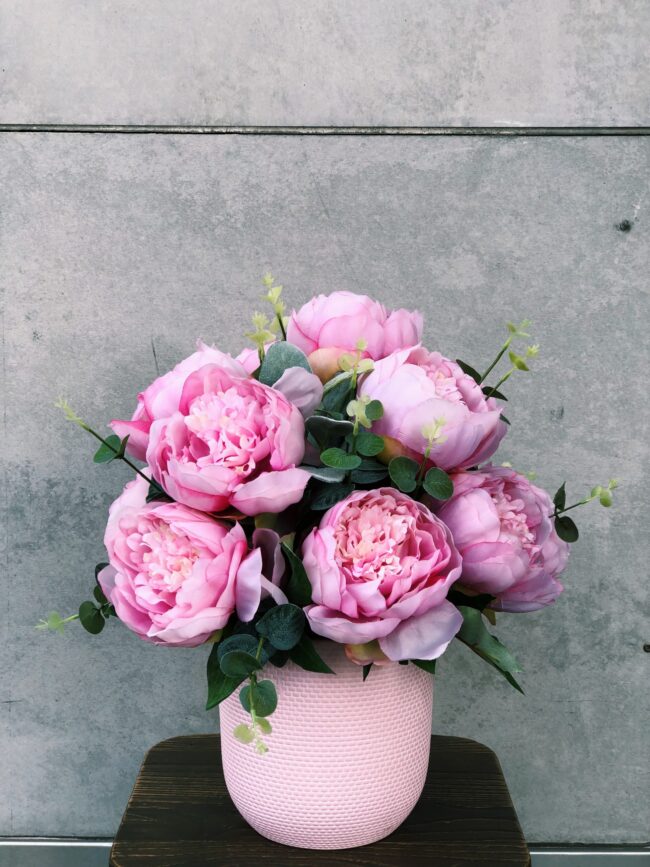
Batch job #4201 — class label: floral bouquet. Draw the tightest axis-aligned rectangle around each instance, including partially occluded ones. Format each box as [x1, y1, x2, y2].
[41, 279, 616, 757]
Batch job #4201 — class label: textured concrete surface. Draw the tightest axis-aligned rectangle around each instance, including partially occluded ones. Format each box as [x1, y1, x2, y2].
[1, 0, 649, 126]
[1, 134, 649, 842]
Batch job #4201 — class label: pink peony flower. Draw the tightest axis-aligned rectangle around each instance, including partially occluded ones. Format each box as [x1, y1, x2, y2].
[111, 342, 245, 461]
[286, 292, 422, 381]
[97, 477, 286, 646]
[360, 347, 507, 471]
[146, 362, 310, 515]
[301, 488, 463, 661]
[435, 466, 569, 612]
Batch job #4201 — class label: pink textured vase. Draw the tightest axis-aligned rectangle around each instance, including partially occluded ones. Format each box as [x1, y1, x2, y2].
[219, 642, 433, 849]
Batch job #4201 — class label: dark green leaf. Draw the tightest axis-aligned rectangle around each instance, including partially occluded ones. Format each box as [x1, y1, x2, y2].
[240, 679, 278, 717]
[553, 482, 567, 511]
[355, 432, 384, 457]
[219, 650, 262, 678]
[206, 643, 244, 709]
[388, 456, 419, 493]
[305, 415, 354, 449]
[456, 359, 482, 384]
[255, 603, 306, 651]
[281, 543, 313, 607]
[413, 659, 437, 674]
[457, 606, 524, 693]
[365, 400, 384, 421]
[289, 634, 335, 674]
[350, 464, 389, 484]
[362, 663, 372, 681]
[299, 465, 347, 483]
[555, 515, 579, 543]
[93, 435, 121, 464]
[270, 649, 289, 668]
[423, 467, 454, 500]
[93, 585, 108, 605]
[217, 634, 270, 666]
[101, 603, 116, 619]
[117, 435, 130, 457]
[482, 386, 508, 401]
[146, 482, 171, 503]
[448, 589, 495, 611]
[258, 341, 311, 386]
[310, 481, 354, 510]
[320, 448, 362, 470]
[78, 601, 104, 635]
[321, 376, 354, 414]
[500, 414, 511, 425]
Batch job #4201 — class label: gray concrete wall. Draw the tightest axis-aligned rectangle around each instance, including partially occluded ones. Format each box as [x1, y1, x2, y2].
[1, 0, 649, 126]
[1, 0, 649, 847]
[2, 134, 648, 843]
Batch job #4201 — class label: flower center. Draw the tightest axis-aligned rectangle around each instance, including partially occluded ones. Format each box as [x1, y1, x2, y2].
[493, 489, 535, 550]
[136, 518, 200, 592]
[184, 388, 266, 474]
[334, 497, 414, 583]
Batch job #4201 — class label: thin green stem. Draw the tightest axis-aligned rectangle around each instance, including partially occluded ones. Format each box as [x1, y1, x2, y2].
[481, 338, 511, 383]
[552, 498, 593, 518]
[82, 423, 165, 492]
[483, 368, 514, 399]
[276, 313, 287, 341]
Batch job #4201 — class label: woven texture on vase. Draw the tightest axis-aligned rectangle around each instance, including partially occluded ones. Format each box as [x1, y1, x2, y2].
[219, 641, 433, 850]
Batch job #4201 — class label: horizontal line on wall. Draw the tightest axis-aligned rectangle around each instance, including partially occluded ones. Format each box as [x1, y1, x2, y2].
[0, 124, 649, 136]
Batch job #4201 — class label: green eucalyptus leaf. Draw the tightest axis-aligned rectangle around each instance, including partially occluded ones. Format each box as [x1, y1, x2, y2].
[206, 644, 243, 709]
[78, 601, 104, 635]
[320, 448, 362, 470]
[146, 481, 171, 503]
[423, 467, 454, 501]
[299, 465, 347, 483]
[217, 634, 270, 666]
[280, 542, 313, 607]
[508, 350, 529, 371]
[290, 634, 335, 673]
[305, 416, 354, 448]
[93, 435, 122, 464]
[413, 659, 437, 674]
[388, 456, 419, 493]
[365, 400, 384, 421]
[362, 663, 372, 681]
[321, 375, 354, 414]
[258, 342, 311, 386]
[350, 459, 388, 484]
[355, 432, 385, 457]
[240, 680, 278, 717]
[93, 585, 108, 605]
[219, 650, 262, 678]
[310, 481, 354, 510]
[270, 649, 289, 668]
[553, 482, 567, 511]
[555, 515, 579, 543]
[256, 717, 273, 735]
[500, 413, 511, 425]
[456, 359, 482, 384]
[255, 603, 306, 651]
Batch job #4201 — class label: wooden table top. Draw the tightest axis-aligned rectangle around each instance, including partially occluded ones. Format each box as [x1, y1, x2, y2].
[110, 734, 530, 866]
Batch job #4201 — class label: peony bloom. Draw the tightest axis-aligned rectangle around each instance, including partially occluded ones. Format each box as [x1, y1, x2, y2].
[435, 466, 569, 612]
[97, 477, 286, 646]
[286, 291, 422, 381]
[110, 342, 245, 462]
[146, 362, 310, 515]
[360, 347, 507, 471]
[302, 488, 463, 661]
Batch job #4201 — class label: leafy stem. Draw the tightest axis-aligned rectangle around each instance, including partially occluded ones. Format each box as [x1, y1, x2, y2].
[55, 398, 164, 493]
[480, 319, 532, 383]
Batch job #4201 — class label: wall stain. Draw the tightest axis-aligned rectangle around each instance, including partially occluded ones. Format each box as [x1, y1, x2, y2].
[550, 405, 564, 422]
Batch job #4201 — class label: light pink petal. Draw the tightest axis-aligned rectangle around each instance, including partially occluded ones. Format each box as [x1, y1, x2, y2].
[273, 367, 324, 417]
[235, 548, 264, 622]
[379, 600, 463, 661]
[305, 604, 401, 644]
[230, 468, 310, 516]
[108, 417, 150, 462]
